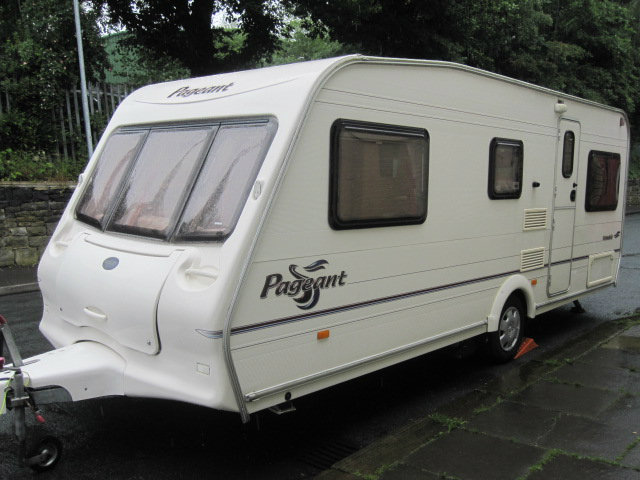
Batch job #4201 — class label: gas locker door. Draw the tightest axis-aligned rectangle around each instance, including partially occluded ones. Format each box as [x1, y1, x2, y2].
[548, 119, 581, 296]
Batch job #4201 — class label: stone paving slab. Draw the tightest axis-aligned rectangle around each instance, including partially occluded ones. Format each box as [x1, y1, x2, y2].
[537, 413, 636, 460]
[376, 463, 440, 480]
[551, 361, 640, 395]
[510, 380, 620, 418]
[401, 429, 545, 480]
[603, 335, 640, 353]
[598, 394, 640, 431]
[577, 347, 640, 370]
[620, 442, 640, 469]
[314, 469, 361, 480]
[466, 400, 560, 445]
[332, 418, 444, 478]
[526, 453, 640, 480]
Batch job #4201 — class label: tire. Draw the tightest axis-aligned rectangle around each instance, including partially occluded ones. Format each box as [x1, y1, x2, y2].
[487, 295, 525, 363]
[28, 436, 62, 472]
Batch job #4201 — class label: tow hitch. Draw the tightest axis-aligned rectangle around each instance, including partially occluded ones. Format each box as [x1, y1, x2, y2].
[1, 314, 62, 471]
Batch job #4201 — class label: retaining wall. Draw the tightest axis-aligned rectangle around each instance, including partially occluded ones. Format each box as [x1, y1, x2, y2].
[0, 183, 75, 267]
[0, 181, 639, 268]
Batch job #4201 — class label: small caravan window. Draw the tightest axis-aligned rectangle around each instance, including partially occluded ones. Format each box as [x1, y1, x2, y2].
[75, 118, 277, 241]
[329, 119, 429, 230]
[585, 151, 621, 212]
[562, 131, 575, 178]
[488, 138, 523, 199]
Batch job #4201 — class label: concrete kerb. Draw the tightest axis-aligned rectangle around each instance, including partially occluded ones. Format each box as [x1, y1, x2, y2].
[0, 282, 39, 297]
[0, 266, 39, 297]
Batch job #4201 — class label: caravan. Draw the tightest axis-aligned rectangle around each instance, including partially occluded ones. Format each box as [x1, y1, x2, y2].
[1, 55, 629, 469]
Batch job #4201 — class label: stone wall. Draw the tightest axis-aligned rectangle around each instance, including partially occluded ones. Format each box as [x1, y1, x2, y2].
[0, 183, 75, 267]
[0, 179, 638, 268]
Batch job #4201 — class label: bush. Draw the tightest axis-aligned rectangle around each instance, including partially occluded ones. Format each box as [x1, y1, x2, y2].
[0, 148, 81, 181]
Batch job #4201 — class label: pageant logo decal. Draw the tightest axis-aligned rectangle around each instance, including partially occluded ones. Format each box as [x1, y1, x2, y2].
[260, 260, 347, 310]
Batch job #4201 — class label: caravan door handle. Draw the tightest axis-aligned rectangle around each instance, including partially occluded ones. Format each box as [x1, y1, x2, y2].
[570, 190, 576, 202]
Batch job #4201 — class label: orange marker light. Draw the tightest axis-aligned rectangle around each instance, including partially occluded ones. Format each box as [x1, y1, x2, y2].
[531, 279, 538, 286]
[317, 330, 330, 340]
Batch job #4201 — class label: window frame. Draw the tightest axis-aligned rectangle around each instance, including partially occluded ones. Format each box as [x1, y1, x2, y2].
[584, 150, 621, 212]
[487, 138, 524, 200]
[329, 119, 429, 230]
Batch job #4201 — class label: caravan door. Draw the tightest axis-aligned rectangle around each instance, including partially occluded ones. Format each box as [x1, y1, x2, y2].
[547, 119, 581, 295]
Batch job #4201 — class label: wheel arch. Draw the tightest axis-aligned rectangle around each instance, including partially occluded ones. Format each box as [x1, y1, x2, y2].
[487, 274, 535, 332]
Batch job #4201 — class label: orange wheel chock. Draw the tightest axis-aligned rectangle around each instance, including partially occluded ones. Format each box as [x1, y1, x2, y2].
[514, 337, 539, 360]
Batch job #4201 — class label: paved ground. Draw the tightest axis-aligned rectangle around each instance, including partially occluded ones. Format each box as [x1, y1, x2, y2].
[317, 319, 640, 480]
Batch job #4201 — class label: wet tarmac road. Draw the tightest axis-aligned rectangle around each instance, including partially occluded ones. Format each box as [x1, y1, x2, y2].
[1, 215, 638, 479]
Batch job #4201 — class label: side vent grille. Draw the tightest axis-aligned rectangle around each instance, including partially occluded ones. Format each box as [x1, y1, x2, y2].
[523, 208, 547, 231]
[521, 247, 545, 272]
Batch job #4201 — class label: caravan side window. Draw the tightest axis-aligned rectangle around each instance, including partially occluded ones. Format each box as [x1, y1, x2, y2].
[329, 119, 429, 230]
[585, 151, 621, 212]
[488, 138, 523, 199]
[562, 131, 575, 178]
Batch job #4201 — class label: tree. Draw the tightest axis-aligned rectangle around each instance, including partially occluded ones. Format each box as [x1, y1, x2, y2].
[285, 0, 639, 112]
[104, 32, 190, 85]
[540, 0, 639, 115]
[93, 0, 283, 76]
[0, 0, 107, 153]
[265, 19, 349, 66]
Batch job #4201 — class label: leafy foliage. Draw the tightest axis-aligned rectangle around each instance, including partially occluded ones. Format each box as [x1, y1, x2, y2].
[285, 0, 640, 125]
[0, 0, 107, 152]
[0, 148, 80, 181]
[104, 32, 190, 85]
[264, 19, 349, 66]
[92, 0, 283, 76]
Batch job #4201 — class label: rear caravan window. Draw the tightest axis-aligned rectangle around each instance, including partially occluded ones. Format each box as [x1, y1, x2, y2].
[76, 118, 277, 240]
[585, 151, 621, 212]
[488, 138, 523, 199]
[329, 120, 429, 230]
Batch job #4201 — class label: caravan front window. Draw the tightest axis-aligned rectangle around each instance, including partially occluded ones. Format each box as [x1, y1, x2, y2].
[75, 118, 277, 240]
[110, 127, 214, 238]
[76, 131, 146, 228]
[177, 123, 276, 239]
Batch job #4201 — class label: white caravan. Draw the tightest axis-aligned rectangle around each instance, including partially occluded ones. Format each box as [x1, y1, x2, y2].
[0, 55, 629, 468]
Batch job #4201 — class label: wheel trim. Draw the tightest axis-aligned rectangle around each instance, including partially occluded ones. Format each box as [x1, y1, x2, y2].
[499, 306, 521, 351]
[38, 443, 58, 468]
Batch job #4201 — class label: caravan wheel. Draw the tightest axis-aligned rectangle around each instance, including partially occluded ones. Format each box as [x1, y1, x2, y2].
[27, 436, 62, 472]
[487, 295, 524, 363]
